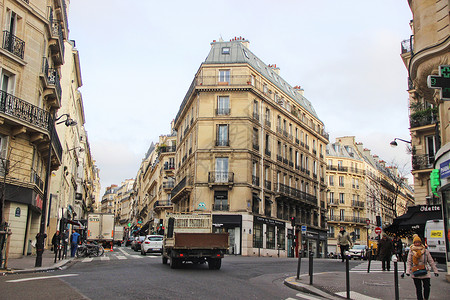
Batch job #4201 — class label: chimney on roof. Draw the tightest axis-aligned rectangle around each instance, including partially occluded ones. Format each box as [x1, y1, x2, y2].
[293, 85, 304, 96]
[269, 64, 280, 75]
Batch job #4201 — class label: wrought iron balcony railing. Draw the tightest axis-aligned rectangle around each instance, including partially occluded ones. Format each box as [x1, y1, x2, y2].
[31, 169, 44, 192]
[252, 175, 260, 186]
[264, 180, 271, 190]
[154, 200, 172, 208]
[213, 203, 229, 211]
[352, 200, 365, 208]
[412, 154, 434, 170]
[409, 108, 438, 128]
[215, 140, 229, 147]
[2, 31, 25, 59]
[216, 107, 230, 115]
[159, 145, 176, 153]
[208, 171, 234, 184]
[276, 183, 317, 205]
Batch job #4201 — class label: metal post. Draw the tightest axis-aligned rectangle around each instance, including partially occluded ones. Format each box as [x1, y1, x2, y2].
[296, 249, 302, 280]
[309, 251, 313, 285]
[345, 251, 350, 299]
[367, 248, 371, 273]
[393, 256, 399, 300]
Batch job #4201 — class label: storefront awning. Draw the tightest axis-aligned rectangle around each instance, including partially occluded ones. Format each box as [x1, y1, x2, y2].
[384, 205, 443, 238]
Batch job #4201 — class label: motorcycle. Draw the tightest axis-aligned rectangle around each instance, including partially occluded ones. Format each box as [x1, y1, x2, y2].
[76, 242, 105, 258]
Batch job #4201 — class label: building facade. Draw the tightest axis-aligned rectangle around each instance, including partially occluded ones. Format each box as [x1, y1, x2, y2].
[101, 184, 118, 214]
[170, 38, 329, 257]
[0, 0, 68, 258]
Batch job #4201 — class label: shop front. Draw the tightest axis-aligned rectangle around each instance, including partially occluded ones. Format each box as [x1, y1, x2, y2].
[213, 214, 242, 255]
[301, 227, 327, 258]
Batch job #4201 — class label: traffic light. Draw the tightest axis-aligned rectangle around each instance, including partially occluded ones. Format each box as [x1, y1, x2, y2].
[430, 169, 441, 197]
[291, 216, 296, 227]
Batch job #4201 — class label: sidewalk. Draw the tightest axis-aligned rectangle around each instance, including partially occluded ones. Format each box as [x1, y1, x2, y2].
[0, 250, 75, 275]
[285, 262, 449, 299]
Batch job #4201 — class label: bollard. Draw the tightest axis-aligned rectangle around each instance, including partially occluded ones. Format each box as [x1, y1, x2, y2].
[309, 251, 314, 285]
[367, 249, 371, 273]
[393, 256, 399, 300]
[296, 249, 302, 280]
[345, 251, 350, 299]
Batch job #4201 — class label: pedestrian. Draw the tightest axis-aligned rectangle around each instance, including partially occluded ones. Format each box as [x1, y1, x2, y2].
[406, 235, 439, 300]
[377, 233, 393, 271]
[70, 229, 80, 257]
[51, 230, 61, 253]
[337, 226, 352, 262]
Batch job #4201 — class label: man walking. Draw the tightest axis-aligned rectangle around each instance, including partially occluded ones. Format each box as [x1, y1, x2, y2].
[337, 226, 352, 262]
[70, 229, 80, 257]
[378, 233, 393, 271]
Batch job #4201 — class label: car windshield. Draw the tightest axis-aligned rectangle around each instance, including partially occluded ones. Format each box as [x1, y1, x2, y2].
[148, 236, 163, 241]
[352, 245, 366, 249]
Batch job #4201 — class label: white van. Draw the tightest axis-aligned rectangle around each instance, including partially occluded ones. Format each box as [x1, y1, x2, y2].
[425, 219, 445, 263]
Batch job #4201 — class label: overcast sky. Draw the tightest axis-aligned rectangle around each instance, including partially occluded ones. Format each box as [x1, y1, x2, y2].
[68, 1, 413, 196]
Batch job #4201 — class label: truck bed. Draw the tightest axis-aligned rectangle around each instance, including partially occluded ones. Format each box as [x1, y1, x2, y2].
[165, 232, 228, 249]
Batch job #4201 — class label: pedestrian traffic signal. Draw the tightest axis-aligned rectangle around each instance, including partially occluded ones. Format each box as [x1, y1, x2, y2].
[291, 216, 296, 227]
[430, 169, 440, 197]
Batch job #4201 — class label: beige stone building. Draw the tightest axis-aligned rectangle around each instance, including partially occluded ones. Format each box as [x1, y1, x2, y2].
[0, 0, 68, 258]
[400, 0, 449, 281]
[115, 179, 134, 226]
[170, 38, 329, 257]
[326, 137, 414, 254]
[101, 184, 118, 214]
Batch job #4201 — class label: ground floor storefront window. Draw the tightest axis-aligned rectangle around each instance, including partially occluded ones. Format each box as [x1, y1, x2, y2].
[253, 223, 263, 248]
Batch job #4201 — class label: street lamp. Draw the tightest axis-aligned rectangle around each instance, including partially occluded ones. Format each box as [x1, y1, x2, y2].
[390, 138, 412, 147]
[35, 113, 77, 267]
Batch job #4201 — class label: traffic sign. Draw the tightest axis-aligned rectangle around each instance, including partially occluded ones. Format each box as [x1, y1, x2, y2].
[375, 227, 382, 235]
[301, 225, 307, 232]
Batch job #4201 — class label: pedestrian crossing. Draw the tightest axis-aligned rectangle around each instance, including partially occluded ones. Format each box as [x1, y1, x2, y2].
[350, 260, 406, 273]
[80, 253, 160, 263]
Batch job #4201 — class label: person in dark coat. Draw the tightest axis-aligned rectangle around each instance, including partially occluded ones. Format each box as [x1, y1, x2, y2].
[51, 230, 61, 253]
[392, 235, 403, 261]
[377, 233, 393, 271]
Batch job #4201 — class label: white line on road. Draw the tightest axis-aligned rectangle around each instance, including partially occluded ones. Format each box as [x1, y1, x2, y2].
[130, 255, 142, 259]
[82, 258, 93, 263]
[295, 292, 324, 300]
[117, 247, 131, 256]
[116, 255, 127, 260]
[335, 291, 381, 300]
[6, 274, 79, 283]
[100, 256, 110, 261]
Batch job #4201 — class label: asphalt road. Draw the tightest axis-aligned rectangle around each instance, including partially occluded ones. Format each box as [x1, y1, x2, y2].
[0, 246, 369, 300]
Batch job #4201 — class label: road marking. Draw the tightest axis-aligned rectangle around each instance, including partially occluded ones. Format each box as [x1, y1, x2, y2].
[130, 255, 142, 259]
[117, 255, 127, 260]
[335, 291, 381, 300]
[6, 274, 79, 283]
[295, 292, 324, 300]
[100, 256, 110, 261]
[117, 247, 131, 256]
[82, 258, 93, 263]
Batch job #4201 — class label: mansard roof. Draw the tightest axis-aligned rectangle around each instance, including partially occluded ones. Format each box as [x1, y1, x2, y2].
[203, 39, 319, 119]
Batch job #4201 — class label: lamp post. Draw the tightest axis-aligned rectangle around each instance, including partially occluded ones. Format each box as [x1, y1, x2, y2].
[389, 138, 411, 147]
[35, 114, 77, 267]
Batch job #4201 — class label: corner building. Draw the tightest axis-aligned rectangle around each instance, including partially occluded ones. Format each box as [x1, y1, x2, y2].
[171, 38, 329, 257]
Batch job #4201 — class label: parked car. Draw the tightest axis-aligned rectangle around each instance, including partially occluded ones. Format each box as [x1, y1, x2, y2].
[348, 245, 368, 260]
[125, 236, 134, 247]
[140, 235, 164, 255]
[131, 236, 145, 251]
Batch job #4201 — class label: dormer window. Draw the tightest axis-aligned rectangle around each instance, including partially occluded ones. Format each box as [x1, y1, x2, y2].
[222, 47, 230, 54]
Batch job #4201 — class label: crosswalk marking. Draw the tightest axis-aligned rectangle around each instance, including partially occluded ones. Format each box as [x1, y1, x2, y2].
[116, 255, 127, 260]
[351, 260, 406, 273]
[295, 292, 324, 300]
[100, 256, 110, 261]
[82, 258, 93, 263]
[335, 291, 381, 300]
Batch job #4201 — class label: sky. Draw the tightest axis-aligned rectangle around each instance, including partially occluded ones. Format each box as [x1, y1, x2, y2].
[68, 1, 413, 196]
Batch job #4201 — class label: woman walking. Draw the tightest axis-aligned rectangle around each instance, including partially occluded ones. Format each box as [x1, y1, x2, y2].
[406, 235, 439, 300]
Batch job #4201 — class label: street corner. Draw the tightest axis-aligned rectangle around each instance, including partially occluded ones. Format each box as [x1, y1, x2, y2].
[284, 275, 340, 300]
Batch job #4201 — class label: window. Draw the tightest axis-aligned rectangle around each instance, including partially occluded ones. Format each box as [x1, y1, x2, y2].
[425, 135, 437, 165]
[215, 158, 229, 182]
[328, 226, 335, 238]
[329, 175, 334, 186]
[340, 209, 345, 221]
[217, 125, 229, 146]
[265, 134, 270, 153]
[252, 128, 259, 149]
[222, 47, 230, 54]
[217, 96, 230, 115]
[219, 69, 230, 83]
[253, 223, 263, 248]
[266, 225, 275, 249]
[214, 190, 228, 210]
[339, 176, 344, 187]
[264, 197, 272, 217]
[354, 228, 360, 240]
[1, 70, 16, 94]
[252, 193, 259, 213]
[339, 193, 345, 204]
[265, 108, 270, 123]
[277, 227, 285, 250]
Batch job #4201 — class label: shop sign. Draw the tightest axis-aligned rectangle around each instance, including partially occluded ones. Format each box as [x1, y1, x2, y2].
[440, 159, 450, 179]
[419, 205, 441, 212]
[254, 216, 285, 227]
[35, 194, 43, 210]
[15, 207, 21, 217]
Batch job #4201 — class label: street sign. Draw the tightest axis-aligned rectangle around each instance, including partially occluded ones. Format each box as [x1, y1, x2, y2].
[366, 219, 370, 225]
[427, 65, 450, 100]
[301, 225, 307, 232]
[375, 227, 382, 235]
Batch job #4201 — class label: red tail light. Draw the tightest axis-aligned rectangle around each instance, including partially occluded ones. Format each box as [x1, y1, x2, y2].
[145, 241, 150, 244]
[179, 253, 184, 257]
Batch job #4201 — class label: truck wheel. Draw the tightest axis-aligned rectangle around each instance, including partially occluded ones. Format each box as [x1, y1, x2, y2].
[170, 257, 179, 269]
[208, 258, 221, 270]
[141, 249, 146, 256]
[162, 255, 168, 264]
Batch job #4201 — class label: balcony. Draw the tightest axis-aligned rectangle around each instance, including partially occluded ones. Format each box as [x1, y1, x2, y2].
[208, 171, 234, 186]
[276, 183, 317, 206]
[171, 176, 193, 202]
[154, 200, 173, 210]
[47, 7, 65, 65]
[41, 58, 62, 108]
[327, 200, 338, 207]
[252, 111, 259, 121]
[2, 31, 25, 59]
[327, 215, 366, 224]
[31, 169, 44, 192]
[216, 107, 230, 115]
[159, 145, 176, 153]
[252, 143, 259, 151]
[412, 154, 434, 171]
[252, 175, 260, 186]
[276, 154, 282, 162]
[163, 181, 175, 190]
[264, 149, 271, 157]
[409, 108, 438, 128]
[264, 180, 271, 191]
[212, 203, 229, 211]
[401, 39, 412, 54]
[215, 140, 229, 147]
[295, 138, 299, 144]
[265, 119, 271, 128]
[0, 90, 62, 168]
[283, 158, 288, 165]
[352, 200, 365, 209]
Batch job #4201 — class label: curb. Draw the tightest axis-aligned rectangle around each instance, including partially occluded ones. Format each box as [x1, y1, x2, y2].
[284, 276, 344, 300]
[0, 258, 75, 276]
